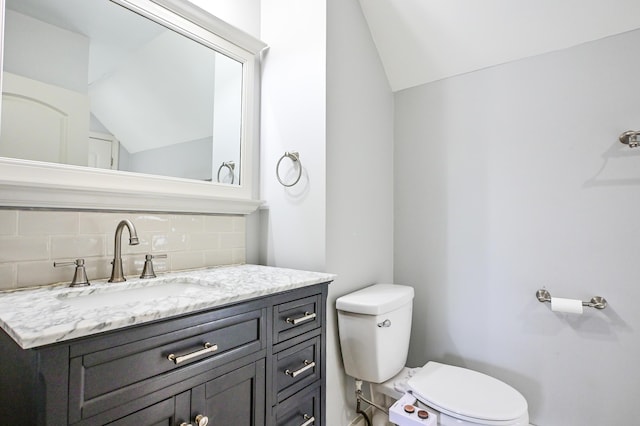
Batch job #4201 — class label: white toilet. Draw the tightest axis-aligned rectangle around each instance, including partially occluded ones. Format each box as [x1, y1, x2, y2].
[336, 284, 529, 426]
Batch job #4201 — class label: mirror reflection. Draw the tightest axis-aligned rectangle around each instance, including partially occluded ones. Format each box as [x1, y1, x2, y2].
[1, 0, 243, 184]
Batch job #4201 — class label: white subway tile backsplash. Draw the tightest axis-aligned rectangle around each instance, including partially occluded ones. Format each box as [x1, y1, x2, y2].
[0, 211, 18, 235]
[205, 249, 234, 266]
[220, 232, 246, 249]
[170, 251, 206, 271]
[51, 236, 106, 260]
[18, 261, 68, 288]
[169, 215, 204, 233]
[152, 233, 189, 252]
[189, 233, 221, 251]
[0, 210, 246, 289]
[82, 257, 112, 281]
[233, 216, 245, 232]
[78, 212, 123, 234]
[0, 264, 16, 290]
[0, 236, 49, 262]
[20, 211, 78, 235]
[232, 248, 246, 264]
[129, 214, 172, 233]
[107, 236, 152, 257]
[204, 215, 235, 232]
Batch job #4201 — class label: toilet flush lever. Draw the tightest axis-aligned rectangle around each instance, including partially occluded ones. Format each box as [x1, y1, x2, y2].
[377, 319, 391, 328]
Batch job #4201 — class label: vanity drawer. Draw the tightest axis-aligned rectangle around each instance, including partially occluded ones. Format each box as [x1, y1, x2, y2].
[274, 384, 321, 426]
[273, 293, 323, 344]
[273, 335, 321, 403]
[68, 307, 266, 423]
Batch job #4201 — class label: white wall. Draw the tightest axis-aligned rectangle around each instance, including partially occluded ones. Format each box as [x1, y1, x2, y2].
[326, 0, 395, 424]
[394, 29, 640, 426]
[259, 0, 327, 271]
[184, 0, 262, 263]
[212, 56, 243, 184]
[3, 10, 89, 93]
[260, 2, 395, 424]
[186, 0, 261, 39]
[126, 137, 212, 180]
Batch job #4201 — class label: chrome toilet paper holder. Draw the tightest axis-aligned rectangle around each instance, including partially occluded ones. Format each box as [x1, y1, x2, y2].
[536, 289, 607, 310]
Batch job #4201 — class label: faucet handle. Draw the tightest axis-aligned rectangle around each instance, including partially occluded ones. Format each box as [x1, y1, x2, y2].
[54, 258, 91, 287]
[140, 254, 167, 279]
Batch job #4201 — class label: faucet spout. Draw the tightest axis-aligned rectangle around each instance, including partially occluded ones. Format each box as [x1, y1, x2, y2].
[109, 219, 139, 283]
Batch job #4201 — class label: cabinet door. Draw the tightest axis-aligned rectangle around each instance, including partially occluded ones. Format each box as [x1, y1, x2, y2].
[191, 359, 266, 426]
[104, 391, 190, 426]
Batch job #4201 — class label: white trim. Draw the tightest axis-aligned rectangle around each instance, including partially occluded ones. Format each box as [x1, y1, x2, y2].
[148, 0, 266, 54]
[88, 131, 119, 170]
[0, 157, 262, 214]
[0, 0, 267, 215]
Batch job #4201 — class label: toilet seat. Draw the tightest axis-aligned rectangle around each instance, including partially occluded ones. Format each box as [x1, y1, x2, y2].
[407, 362, 528, 425]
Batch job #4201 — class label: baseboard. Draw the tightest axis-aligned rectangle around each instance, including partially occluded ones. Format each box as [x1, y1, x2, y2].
[348, 407, 374, 426]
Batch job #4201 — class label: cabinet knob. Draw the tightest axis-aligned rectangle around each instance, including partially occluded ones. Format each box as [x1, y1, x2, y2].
[195, 414, 209, 426]
[179, 423, 192, 426]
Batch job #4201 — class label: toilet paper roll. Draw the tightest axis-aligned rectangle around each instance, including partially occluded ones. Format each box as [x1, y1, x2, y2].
[551, 297, 583, 314]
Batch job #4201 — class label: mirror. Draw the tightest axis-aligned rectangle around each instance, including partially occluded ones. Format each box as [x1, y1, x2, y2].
[0, 0, 265, 213]
[2, 0, 242, 184]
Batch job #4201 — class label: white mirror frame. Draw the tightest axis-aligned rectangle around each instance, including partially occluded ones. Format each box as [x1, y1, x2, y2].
[0, 0, 266, 214]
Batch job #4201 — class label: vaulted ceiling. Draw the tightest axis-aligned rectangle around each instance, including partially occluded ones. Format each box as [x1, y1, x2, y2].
[358, 0, 640, 92]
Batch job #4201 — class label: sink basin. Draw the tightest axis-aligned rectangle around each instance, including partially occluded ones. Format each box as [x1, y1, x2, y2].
[57, 282, 211, 310]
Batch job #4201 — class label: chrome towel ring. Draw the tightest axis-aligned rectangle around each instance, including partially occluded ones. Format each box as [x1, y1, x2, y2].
[276, 151, 302, 187]
[217, 161, 235, 184]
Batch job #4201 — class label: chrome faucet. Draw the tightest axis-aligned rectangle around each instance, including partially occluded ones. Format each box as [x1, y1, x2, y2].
[108, 219, 140, 283]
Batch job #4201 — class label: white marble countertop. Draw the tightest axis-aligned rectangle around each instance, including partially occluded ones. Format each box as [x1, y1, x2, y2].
[0, 264, 335, 349]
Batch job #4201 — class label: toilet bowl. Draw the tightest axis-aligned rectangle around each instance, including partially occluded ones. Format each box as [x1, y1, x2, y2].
[336, 284, 530, 426]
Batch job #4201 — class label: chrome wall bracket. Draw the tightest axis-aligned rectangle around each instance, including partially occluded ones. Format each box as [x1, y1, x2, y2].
[536, 289, 607, 309]
[619, 130, 640, 148]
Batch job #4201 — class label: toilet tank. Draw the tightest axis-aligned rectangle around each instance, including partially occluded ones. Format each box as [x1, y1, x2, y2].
[336, 284, 414, 383]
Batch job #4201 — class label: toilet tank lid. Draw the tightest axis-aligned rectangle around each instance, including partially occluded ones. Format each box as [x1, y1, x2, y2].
[336, 284, 414, 315]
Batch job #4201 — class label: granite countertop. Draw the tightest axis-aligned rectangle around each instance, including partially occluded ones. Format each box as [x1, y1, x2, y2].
[0, 264, 335, 349]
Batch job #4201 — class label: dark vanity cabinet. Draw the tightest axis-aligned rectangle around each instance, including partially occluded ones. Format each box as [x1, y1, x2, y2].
[0, 282, 328, 426]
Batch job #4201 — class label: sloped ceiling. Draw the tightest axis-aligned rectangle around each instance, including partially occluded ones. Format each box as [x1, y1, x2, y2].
[358, 0, 640, 92]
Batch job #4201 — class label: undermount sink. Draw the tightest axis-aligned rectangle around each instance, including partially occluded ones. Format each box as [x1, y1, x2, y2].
[57, 282, 212, 310]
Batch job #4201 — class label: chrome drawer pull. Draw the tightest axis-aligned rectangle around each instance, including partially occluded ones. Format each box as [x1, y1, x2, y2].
[300, 414, 315, 426]
[285, 360, 316, 378]
[286, 311, 316, 325]
[167, 342, 218, 364]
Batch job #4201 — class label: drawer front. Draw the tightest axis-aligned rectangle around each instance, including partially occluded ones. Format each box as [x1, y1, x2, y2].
[274, 335, 321, 403]
[274, 294, 322, 344]
[274, 385, 321, 426]
[69, 308, 265, 422]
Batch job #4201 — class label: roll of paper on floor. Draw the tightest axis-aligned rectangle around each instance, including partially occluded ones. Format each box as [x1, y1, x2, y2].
[551, 297, 583, 314]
